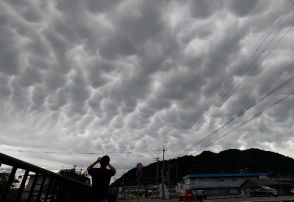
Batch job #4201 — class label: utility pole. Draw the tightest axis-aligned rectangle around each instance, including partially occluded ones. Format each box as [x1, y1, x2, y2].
[175, 159, 178, 193]
[167, 164, 170, 199]
[156, 157, 159, 199]
[161, 146, 166, 199]
[122, 172, 125, 199]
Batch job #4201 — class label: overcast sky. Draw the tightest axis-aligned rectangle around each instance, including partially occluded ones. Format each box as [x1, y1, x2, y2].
[1, 0, 294, 177]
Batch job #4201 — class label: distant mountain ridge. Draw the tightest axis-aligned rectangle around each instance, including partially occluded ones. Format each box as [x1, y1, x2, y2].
[112, 148, 294, 186]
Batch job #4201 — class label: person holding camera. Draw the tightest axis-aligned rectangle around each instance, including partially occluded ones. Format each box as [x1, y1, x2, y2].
[87, 155, 116, 202]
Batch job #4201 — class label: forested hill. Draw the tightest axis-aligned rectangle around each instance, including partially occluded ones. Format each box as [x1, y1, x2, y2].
[112, 148, 294, 186]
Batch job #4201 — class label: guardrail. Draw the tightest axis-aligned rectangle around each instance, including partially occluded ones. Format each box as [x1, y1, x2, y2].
[0, 153, 91, 202]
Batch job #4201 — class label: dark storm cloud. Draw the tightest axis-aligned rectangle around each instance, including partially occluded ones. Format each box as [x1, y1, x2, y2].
[17, 67, 42, 87]
[0, 27, 20, 75]
[189, 0, 223, 19]
[0, 74, 10, 99]
[86, 59, 113, 88]
[228, 0, 260, 17]
[0, 0, 294, 174]
[86, 0, 119, 13]
[31, 85, 47, 109]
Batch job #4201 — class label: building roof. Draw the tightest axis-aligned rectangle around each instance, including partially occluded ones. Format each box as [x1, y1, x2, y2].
[188, 182, 244, 190]
[276, 178, 294, 183]
[183, 173, 268, 180]
[242, 178, 293, 187]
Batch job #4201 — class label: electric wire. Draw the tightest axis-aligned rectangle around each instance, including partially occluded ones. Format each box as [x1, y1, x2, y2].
[174, 2, 294, 157]
[210, 0, 294, 107]
[176, 62, 294, 157]
[188, 25, 294, 152]
[191, 90, 294, 155]
[186, 66, 294, 155]
[1, 148, 160, 155]
[180, 0, 294, 139]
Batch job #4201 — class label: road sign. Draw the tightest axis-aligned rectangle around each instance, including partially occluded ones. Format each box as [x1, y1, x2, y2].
[136, 163, 143, 177]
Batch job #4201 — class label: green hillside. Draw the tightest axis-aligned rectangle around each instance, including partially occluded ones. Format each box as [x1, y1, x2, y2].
[112, 148, 294, 186]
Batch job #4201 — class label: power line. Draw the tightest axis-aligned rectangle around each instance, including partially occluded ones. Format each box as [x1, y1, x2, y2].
[193, 63, 294, 150]
[176, 62, 294, 158]
[192, 90, 294, 155]
[190, 62, 294, 153]
[2, 148, 160, 155]
[180, 0, 294, 140]
[212, 0, 294, 106]
[1, 148, 162, 173]
[175, 2, 294, 157]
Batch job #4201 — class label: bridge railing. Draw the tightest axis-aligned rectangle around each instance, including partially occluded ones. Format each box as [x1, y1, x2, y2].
[0, 153, 91, 202]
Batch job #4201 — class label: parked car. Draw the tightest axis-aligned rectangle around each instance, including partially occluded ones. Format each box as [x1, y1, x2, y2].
[195, 190, 207, 202]
[195, 190, 207, 200]
[290, 187, 294, 194]
[179, 191, 195, 201]
[249, 185, 278, 197]
[179, 190, 207, 201]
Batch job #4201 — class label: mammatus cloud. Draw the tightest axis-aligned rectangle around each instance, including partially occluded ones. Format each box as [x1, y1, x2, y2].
[0, 0, 294, 176]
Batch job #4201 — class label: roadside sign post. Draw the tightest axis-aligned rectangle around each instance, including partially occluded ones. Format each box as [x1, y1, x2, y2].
[138, 176, 140, 202]
[136, 163, 143, 202]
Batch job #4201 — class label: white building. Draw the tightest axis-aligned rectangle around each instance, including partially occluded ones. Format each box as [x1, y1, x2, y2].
[182, 173, 268, 196]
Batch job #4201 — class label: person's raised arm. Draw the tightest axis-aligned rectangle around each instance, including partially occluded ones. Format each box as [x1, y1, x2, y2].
[108, 163, 116, 175]
[87, 157, 101, 171]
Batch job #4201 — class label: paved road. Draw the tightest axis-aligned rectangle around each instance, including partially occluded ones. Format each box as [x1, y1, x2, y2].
[205, 196, 294, 202]
[123, 196, 294, 202]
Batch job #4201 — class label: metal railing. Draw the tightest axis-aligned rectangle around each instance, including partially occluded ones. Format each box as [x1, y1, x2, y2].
[0, 153, 91, 202]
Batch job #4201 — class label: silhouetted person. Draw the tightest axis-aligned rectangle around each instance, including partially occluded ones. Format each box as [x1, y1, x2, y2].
[87, 155, 116, 202]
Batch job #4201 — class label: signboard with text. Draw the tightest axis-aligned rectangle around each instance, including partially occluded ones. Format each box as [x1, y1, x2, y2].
[136, 163, 143, 177]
